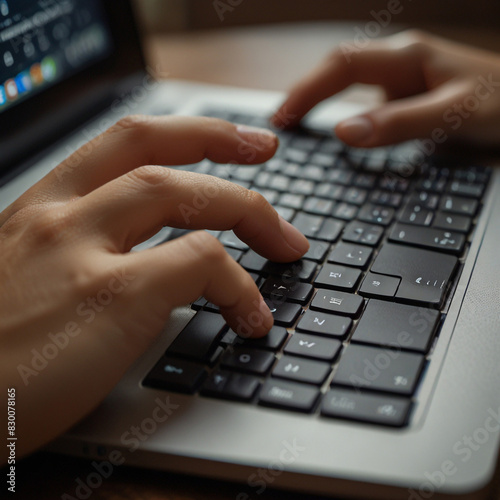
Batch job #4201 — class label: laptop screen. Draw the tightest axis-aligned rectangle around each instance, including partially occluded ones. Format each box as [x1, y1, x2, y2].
[0, 0, 113, 113]
[0, 0, 144, 181]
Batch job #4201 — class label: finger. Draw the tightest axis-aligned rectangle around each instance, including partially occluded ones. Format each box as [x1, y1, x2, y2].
[125, 231, 274, 338]
[73, 166, 309, 261]
[0, 116, 278, 225]
[335, 80, 472, 147]
[270, 36, 429, 129]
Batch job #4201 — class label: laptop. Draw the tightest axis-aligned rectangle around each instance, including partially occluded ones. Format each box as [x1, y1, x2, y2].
[2, 1, 499, 498]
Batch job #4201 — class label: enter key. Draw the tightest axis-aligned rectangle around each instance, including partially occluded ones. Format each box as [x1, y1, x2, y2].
[370, 243, 458, 308]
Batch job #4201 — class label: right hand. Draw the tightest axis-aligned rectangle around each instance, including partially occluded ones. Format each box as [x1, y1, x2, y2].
[272, 30, 500, 148]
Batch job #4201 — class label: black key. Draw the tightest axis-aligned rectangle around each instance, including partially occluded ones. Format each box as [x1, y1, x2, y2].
[285, 147, 309, 164]
[328, 242, 373, 268]
[332, 344, 425, 395]
[389, 223, 465, 254]
[369, 190, 402, 208]
[316, 218, 344, 242]
[448, 180, 484, 198]
[219, 231, 249, 250]
[343, 187, 368, 206]
[144, 357, 207, 394]
[261, 276, 314, 304]
[289, 179, 315, 195]
[408, 191, 440, 210]
[259, 379, 319, 413]
[314, 183, 344, 201]
[273, 355, 331, 385]
[342, 221, 384, 246]
[296, 309, 351, 338]
[314, 264, 361, 291]
[303, 197, 335, 216]
[432, 212, 472, 233]
[236, 326, 288, 351]
[352, 299, 439, 352]
[265, 259, 317, 282]
[225, 247, 244, 262]
[333, 202, 358, 221]
[310, 290, 364, 317]
[310, 152, 335, 167]
[353, 173, 377, 189]
[284, 333, 341, 361]
[292, 212, 324, 238]
[416, 176, 447, 193]
[167, 312, 226, 360]
[299, 165, 325, 182]
[371, 243, 457, 308]
[274, 205, 295, 223]
[303, 239, 330, 262]
[220, 329, 238, 346]
[239, 250, 267, 272]
[221, 348, 275, 374]
[201, 371, 260, 401]
[359, 273, 400, 298]
[191, 297, 206, 310]
[327, 169, 354, 185]
[279, 193, 304, 210]
[264, 299, 302, 326]
[399, 206, 434, 226]
[231, 165, 261, 182]
[378, 176, 410, 193]
[358, 203, 395, 226]
[440, 195, 478, 216]
[321, 389, 411, 427]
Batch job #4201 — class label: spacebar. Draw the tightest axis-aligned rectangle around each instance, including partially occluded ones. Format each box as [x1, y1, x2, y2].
[370, 243, 458, 308]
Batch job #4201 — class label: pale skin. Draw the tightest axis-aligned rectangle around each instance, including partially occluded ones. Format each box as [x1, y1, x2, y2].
[2, 30, 500, 463]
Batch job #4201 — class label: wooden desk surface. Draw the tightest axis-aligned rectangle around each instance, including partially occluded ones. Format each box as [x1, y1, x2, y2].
[5, 22, 500, 500]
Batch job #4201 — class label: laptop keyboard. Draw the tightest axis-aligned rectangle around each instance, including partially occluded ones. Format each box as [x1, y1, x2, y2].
[142, 109, 491, 428]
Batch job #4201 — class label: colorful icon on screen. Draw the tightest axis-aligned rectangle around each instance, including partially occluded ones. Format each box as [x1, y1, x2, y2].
[15, 71, 33, 94]
[41, 56, 57, 81]
[5, 79, 17, 100]
[0, 85, 6, 106]
[30, 63, 43, 85]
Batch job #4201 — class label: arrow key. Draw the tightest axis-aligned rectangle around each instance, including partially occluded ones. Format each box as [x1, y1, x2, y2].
[201, 370, 260, 401]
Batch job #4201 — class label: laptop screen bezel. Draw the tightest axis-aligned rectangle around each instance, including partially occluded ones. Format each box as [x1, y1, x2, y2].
[0, 0, 145, 180]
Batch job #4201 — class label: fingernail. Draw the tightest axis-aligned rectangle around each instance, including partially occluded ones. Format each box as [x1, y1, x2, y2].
[279, 216, 310, 255]
[259, 296, 274, 330]
[337, 116, 373, 144]
[236, 124, 278, 149]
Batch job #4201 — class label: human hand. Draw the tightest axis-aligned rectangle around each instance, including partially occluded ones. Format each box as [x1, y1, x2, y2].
[271, 30, 500, 148]
[0, 115, 309, 459]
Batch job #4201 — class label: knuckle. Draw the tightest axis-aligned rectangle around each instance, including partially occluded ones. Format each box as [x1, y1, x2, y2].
[29, 206, 75, 246]
[245, 189, 274, 215]
[183, 231, 229, 264]
[127, 165, 172, 195]
[112, 114, 153, 133]
[395, 29, 431, 55]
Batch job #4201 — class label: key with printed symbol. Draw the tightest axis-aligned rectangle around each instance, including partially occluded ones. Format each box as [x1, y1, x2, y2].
[259, 380, 320, 413]
[314, 264, 361, 291]
[284, 333, 342, 361]
[264, 299, 302, 326]
[296, 309, 351, 338]
[359, 272, 401, 298]
[272, 355, 331, 385]
[261, 277, 313, 305]
[144, 357, 207, 394]
[371, 243, 457, 307]
[389, 223, 465, 254]
[321, 389, 411, 427]
[332, 344, 425, 395]
[328, 242, 373, 268]
[221, 348, 275, 374]
[310, 290, 364, 317]
[200, 371, 260, 401]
